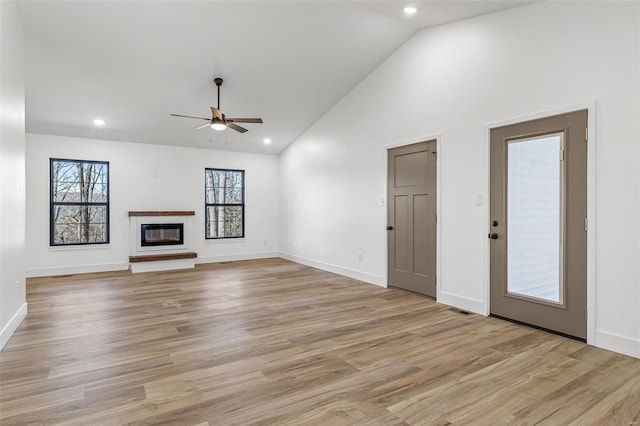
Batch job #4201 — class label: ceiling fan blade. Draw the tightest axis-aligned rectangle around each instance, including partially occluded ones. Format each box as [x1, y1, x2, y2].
[195, 122, 212, 130]
[226, 118, 263, 124]
[227, 122, 248, 133]
[171, 114, 210, 121]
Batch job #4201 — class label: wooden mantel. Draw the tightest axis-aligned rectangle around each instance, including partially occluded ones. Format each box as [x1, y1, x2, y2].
[129, 252, 197, 263]
[128, 211, 195, 217]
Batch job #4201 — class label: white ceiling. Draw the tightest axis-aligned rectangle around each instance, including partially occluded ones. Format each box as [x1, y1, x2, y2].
[357, 1, 537, 30]
[16, 1, 535, 155]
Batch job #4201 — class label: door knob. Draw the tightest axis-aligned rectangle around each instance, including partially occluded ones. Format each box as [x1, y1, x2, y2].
[489, 233, 498, 240]
[386, 226, 393, 230]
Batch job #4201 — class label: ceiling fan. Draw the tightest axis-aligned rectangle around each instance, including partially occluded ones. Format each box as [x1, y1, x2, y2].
[170, 78, 263, 133]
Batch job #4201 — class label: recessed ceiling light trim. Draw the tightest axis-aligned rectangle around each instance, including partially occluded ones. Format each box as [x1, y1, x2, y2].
[403, 6, 417, 15]
[263, 138, 272, 145]
[93, 118, 105, 126]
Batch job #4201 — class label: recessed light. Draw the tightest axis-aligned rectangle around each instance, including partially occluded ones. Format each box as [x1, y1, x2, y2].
[263, 138, 272, 145]
[403, 6, 417, 15]
[93, 118, 105, 126]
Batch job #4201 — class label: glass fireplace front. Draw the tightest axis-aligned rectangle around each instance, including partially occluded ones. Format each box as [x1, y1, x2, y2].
[141, 223, 184, 246]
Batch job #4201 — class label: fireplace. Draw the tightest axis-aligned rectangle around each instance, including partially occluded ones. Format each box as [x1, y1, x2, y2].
[129, 211, 195, 272]
[141, 223, 184, 247]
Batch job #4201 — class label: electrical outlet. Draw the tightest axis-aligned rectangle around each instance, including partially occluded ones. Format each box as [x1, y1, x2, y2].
[15, 280, 19, 292]
[263, 239, 267, 246]
[358, 253, 363, 262]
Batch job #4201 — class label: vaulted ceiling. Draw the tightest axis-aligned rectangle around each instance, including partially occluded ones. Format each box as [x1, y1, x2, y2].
[17, 1, 534, 154]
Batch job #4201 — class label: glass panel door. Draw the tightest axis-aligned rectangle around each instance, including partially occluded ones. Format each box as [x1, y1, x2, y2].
[507, 133, 564, 304]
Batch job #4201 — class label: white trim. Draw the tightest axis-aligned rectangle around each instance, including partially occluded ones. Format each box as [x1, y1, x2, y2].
[203, 238, 246, 244]
[595, 329, 640, 359]
[48, 244, 112, 251]
[279, 252, 385, 287]
[196, 251, 279, 264]
[485, 102, 596, 129]
[26, 252, 281, 276]
[585, 104, 597, 345]
[384, 134, 441, 150]
[484, 101, 597, 344]
[438, 292, 484, 315]
[26, 262, 129, 278]
[0, 303, 27, 351]
[383, 133, 442, 296]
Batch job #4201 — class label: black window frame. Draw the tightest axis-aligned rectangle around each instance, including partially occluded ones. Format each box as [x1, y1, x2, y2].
[205, 168, 245, 239]
[50, 158, 110, 246]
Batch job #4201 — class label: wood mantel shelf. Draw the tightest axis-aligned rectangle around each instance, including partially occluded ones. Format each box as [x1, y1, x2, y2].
[129, 252, 197, 263]
[128, 211, 195, 216]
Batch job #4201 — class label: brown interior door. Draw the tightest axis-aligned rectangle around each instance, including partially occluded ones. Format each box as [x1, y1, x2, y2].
[490, 110, 587, 340]
[387, 141, 437, 297]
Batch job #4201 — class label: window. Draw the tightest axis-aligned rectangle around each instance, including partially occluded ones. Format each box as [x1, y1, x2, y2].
[205, 168, 244, 239]
[50, 158, 109, 246]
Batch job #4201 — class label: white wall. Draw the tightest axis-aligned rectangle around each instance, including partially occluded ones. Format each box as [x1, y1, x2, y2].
[280, 2, 640, 357]
[0, 0, 27, 350]
[26, 134, 279, 276]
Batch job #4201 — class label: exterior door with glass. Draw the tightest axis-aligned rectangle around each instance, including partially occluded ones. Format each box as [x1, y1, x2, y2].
[489, 110, 587, 340]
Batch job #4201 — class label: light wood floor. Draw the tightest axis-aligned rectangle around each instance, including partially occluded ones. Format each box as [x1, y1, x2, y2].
[1, 258, 639, 425]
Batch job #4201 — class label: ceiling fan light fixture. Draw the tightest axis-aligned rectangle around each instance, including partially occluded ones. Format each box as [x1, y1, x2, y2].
[171, 77, 262, 134]
[211, 119, 227, 131]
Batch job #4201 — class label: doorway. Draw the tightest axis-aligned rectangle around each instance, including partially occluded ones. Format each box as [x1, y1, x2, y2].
[387, 140, 437, 297]
[489, 110, 587, 340]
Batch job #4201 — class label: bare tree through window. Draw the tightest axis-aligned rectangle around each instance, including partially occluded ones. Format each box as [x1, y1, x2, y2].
[50, 159, 109, 245]
[205, 169, 244, 238]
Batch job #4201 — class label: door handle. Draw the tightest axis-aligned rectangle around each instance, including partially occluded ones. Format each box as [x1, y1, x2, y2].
[386, 226, 393, 230]
[488, 233, 498, 240]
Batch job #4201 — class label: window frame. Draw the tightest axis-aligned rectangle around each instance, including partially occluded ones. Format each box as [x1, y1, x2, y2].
[50, 158, 110, 246]
[204, 168, 245, 240]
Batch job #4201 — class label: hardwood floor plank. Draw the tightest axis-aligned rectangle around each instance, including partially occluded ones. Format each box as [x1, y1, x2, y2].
[513, 354, 640, 424]
[281, 399, 368, 425]
[571, 373, 640, 424]
[0, 384, 85, 418]
[1, 258, 639, 425]
[348, 409, 410, 426]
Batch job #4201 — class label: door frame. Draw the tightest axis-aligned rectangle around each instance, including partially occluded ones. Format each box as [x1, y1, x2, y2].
[485, 101, 597, 344]
[384, 134, 441, 300]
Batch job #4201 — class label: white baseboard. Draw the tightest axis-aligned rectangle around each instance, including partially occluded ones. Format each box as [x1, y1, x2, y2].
[196, 251, 279, 264]
[0, 302, 27, 351]
[26, 253, 281, 277]
[26, 262, 129, 278]
[595, 329, 640, 358]
[437, 291, 485, 315]
[279, 252, 385, 287]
